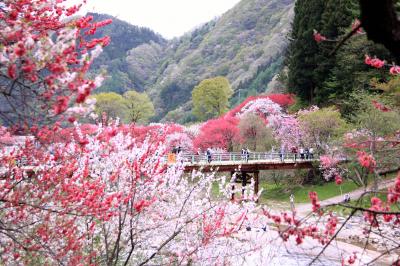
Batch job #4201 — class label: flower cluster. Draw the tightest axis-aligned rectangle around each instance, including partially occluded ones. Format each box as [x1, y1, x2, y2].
[313, 30, 327, 43]
[0, 0, 112, 127]
[371, 100, 391, 112]
[356, 151, 376, 173]
[364, 55, 400, 76]
[0, 123, 269, 264]
[319, 154, 344, 181]
[364, 55, 385, 68]
[309, 191, 321, 213]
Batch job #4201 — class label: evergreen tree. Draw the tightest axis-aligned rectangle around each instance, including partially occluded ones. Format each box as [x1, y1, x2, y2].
[314, 0, 358, 103]
[287, 0, 326, 103]
[287, 0, 357, 104]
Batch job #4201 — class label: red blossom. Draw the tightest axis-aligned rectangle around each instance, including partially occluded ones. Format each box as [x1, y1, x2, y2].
[364, 55, 385, 68]
[309, 191, 321, 213]
[335, 175, 343, 185]
[7, 64, 17, 79]
[356, 151, 376, 172]
[390, 65, 400, 75]
[313, 30, 327, 43]
[53, 96, 69, 115]
[194, 116, 240, 151]
[351, 19, 363, 34]
[372, 100, 391, 112]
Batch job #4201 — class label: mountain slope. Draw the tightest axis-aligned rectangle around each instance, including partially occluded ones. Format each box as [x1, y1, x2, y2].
[88, 13, 167, 94]
[144, 0, 295, 121]
[90, 0, 295, 123]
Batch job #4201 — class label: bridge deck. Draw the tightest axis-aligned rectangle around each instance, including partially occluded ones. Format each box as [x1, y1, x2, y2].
[175, 152, 318, 172]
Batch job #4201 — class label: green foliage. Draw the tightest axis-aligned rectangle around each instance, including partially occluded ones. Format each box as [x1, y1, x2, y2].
[321, 37, 393, 111]
[93, 92, 128, 121]
[371, 76, 400, 107]
[192, 77, 233, 121]
[147, 0, 294, 121]
[287, 96, 308, 113]
[88, 13, 166, 93]
[233, 56, 284, 105]
[354, 97, 400, 139]
[298, 107, 349, 152]
[123, 91, 155, 124]
[285, 0, 393, 106]
[260, 179, 358, 203]
[287, 0, 326, 102]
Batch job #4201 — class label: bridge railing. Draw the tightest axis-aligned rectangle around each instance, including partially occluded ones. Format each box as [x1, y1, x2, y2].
[176, 152, 318, 164]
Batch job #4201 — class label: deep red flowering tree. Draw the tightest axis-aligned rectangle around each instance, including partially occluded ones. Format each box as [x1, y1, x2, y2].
[194, 116, 240, 151]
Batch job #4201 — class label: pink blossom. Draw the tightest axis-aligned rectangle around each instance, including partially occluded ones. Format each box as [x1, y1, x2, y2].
[390, 65, 400, 75]
[313, 30, 327, 43]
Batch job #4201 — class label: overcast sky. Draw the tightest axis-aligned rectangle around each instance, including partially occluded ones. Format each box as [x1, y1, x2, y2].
[78, 0, 241, 39]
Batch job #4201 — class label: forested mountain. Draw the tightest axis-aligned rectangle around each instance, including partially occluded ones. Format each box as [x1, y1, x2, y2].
[89, 13, 167, 94]
[90, 0, 295, 123]
[149, 0, 294, 122]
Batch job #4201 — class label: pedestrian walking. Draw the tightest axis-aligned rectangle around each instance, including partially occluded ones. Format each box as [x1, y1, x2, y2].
[290, 194, 295, 211]
[344, 193, 351, 203]
[241, 148, 245, 161]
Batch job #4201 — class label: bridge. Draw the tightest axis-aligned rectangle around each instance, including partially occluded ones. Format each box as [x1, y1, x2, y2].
[172, 152, 319, 201]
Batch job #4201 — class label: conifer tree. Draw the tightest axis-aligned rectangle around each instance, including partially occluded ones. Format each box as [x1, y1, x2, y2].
[287, 0, 326, 103]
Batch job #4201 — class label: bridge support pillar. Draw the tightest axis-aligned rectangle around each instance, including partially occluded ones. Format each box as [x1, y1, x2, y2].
[231, 170, 260, 202]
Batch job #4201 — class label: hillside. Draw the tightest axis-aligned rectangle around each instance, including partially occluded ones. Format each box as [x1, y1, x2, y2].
[91, 0, 295, 123]
[88, 13, 167, 94]
[151, 0, 294, 122]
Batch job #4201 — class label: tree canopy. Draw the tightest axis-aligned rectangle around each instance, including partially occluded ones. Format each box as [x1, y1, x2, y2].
[93, 92, 128, 122]
[192, 77, 233, 121]
[123, 91, 155, 124]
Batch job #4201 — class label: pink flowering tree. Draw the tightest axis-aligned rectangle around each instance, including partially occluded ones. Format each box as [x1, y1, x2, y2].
[3, 122, 385, 264]
[0, 0, 111, 129]
[228, 95, 303, 150]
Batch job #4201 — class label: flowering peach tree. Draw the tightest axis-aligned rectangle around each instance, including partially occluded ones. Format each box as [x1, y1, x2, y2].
[0, 0, 110, 128]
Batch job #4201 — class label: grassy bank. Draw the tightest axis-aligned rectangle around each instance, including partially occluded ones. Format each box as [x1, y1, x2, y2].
[259, 180, 358, 204]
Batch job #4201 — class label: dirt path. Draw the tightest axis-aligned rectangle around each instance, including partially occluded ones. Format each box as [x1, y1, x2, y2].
[294, 178, 397, 216]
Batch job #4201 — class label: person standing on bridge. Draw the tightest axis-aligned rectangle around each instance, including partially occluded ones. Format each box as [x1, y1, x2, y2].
[245, 148, 250, 162]
[305, 147, 310, 160]
[206, 148, 212, 163]
[299, 147, 304, 160]
[241, 148, 245, 161]
[309, 147, 314, 159]
[279, 146, 285, 162]
[291, 146, 298, 162]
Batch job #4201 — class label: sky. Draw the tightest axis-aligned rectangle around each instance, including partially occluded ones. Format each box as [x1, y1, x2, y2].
[78, 0, 242, 39]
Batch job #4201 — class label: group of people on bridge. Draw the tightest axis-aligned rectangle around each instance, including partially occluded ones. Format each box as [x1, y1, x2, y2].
[287, 146, 314, 162]
[167, 146, 316, 164]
